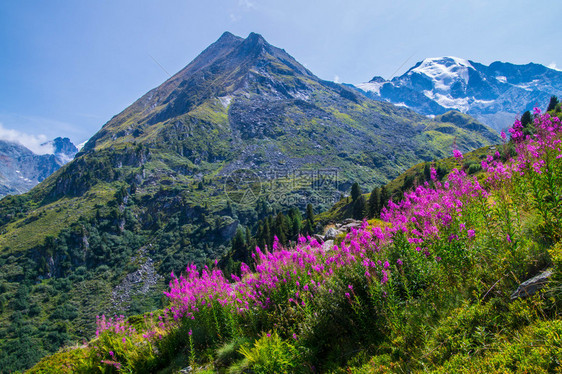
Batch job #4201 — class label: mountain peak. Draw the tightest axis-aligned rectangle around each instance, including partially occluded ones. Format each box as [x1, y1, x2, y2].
[246, 32, 266, 43]
[237, 32, 270, 57]
[218, 31, 237, 41]
[408, 56, 474, 77]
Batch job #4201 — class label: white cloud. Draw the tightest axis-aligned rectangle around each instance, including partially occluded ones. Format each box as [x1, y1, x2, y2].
[238, 0, 256, 9]
[334, 75, 341, 83]
[548, 62, 562, 71]
[229, 13, 241, 22]
[0, 123, 54, 155]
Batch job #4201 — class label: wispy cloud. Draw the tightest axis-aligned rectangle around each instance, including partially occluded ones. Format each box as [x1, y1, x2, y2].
[333, 75, 341, 84]
[0, 123, 54, 155]
[548, 62, 561, 72]
[238, 0, 256, 9]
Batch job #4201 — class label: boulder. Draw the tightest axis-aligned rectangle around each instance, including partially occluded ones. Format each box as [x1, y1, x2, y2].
[510, 269, 552, 300]
[341, 221, 361, 231]
[322, 239, 334, 251]
[324, 227, 339, 240]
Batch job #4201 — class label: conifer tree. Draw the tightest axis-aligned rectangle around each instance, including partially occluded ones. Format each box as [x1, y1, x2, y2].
[275, 212, 289, 245]
[231, 228, 246, 262]
[547, 95, 559, 112]
[521, 110, 532, 127]
[424, 163, 431, 182]
[380, 185, 390, 211]
[368, 187, 381, 218]
[351, 182, 361, 202]
[353, 195, 367, 220]
[520, 110, 536, 137]
[304, 203, 315, 235]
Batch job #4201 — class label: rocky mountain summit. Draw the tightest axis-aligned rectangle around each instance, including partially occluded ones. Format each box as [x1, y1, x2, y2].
[356, 57, 562, 131]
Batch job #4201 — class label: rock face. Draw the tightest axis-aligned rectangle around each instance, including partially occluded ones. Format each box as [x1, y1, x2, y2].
[110, 247, 163, 313]
[510, 269, 553, 300]
[49, 137, 79, 164]
[356, 57, 562, 132]
[323, 219, 363, 241]
[0, 138, 77, 197]
[324, 228, 339, 240]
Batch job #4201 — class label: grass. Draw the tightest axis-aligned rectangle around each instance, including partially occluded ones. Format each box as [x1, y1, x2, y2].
[0, 183, 115, 254]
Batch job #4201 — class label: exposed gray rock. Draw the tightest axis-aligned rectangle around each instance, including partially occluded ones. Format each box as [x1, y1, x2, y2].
[109, 247, 163, 313]
[324, 227, 338, 240]
[341, 221, 362, 231]
[510, 269, 553, 300]
[322, 239, 334, 251]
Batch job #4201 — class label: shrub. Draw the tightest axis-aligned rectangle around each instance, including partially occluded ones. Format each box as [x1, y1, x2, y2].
[238, 332, 300, 374]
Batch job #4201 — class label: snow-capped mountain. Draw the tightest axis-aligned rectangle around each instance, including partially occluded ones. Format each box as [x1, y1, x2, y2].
[356, 57, 562, 131]
[0, 137, 78, 197]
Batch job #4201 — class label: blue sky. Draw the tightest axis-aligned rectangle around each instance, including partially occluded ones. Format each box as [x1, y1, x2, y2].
[0, 0, 559, 150]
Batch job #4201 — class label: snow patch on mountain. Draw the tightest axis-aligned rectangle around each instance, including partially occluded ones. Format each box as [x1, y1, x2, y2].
[356, 81, 385, 95]
[410, 57, 473, 91]
[423, 91, 470, 112]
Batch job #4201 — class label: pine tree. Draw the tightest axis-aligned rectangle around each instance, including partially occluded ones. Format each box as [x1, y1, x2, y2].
[520, 110, 536, 137]
[424, 163, 431, 182]
[353, 195, 367, 220]
[245, 227, 252, 248]
[275, 212, 289, 245]
[380, 186, 390, 211]
[547, 95, 559, 112]
[304, 203, 315, 235]
[291, 214, 302, 239]
[368, 187, 381, 218]
[231, 228, 247, 262]
[351, 182, 362, 202]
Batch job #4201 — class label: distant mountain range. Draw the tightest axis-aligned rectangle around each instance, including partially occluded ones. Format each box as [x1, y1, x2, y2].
[0, 137, 77, 197]
[355, 57, 562, 131]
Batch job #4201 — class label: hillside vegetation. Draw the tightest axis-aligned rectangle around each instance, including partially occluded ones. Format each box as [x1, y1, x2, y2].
[0, 32, 502, 372]
[27, 108, 562, 373]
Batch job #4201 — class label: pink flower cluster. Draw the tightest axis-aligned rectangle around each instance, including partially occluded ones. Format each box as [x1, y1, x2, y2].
[164, 229, 394, 320]
[95, 315, 136, 338]
[381, 167, 486, 255]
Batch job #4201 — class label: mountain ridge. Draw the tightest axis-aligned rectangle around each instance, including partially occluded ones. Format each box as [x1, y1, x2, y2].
[356, 56, 562, 131]
[0, 137, 77, 197]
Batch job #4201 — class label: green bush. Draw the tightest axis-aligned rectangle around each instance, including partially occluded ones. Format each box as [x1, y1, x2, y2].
[239, 332, 301, 374]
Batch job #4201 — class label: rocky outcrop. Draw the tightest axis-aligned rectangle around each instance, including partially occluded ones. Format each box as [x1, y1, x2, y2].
[322, 219, 363, 241]
[510, 269, 553, 300]
[109, 247, 163, 313]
